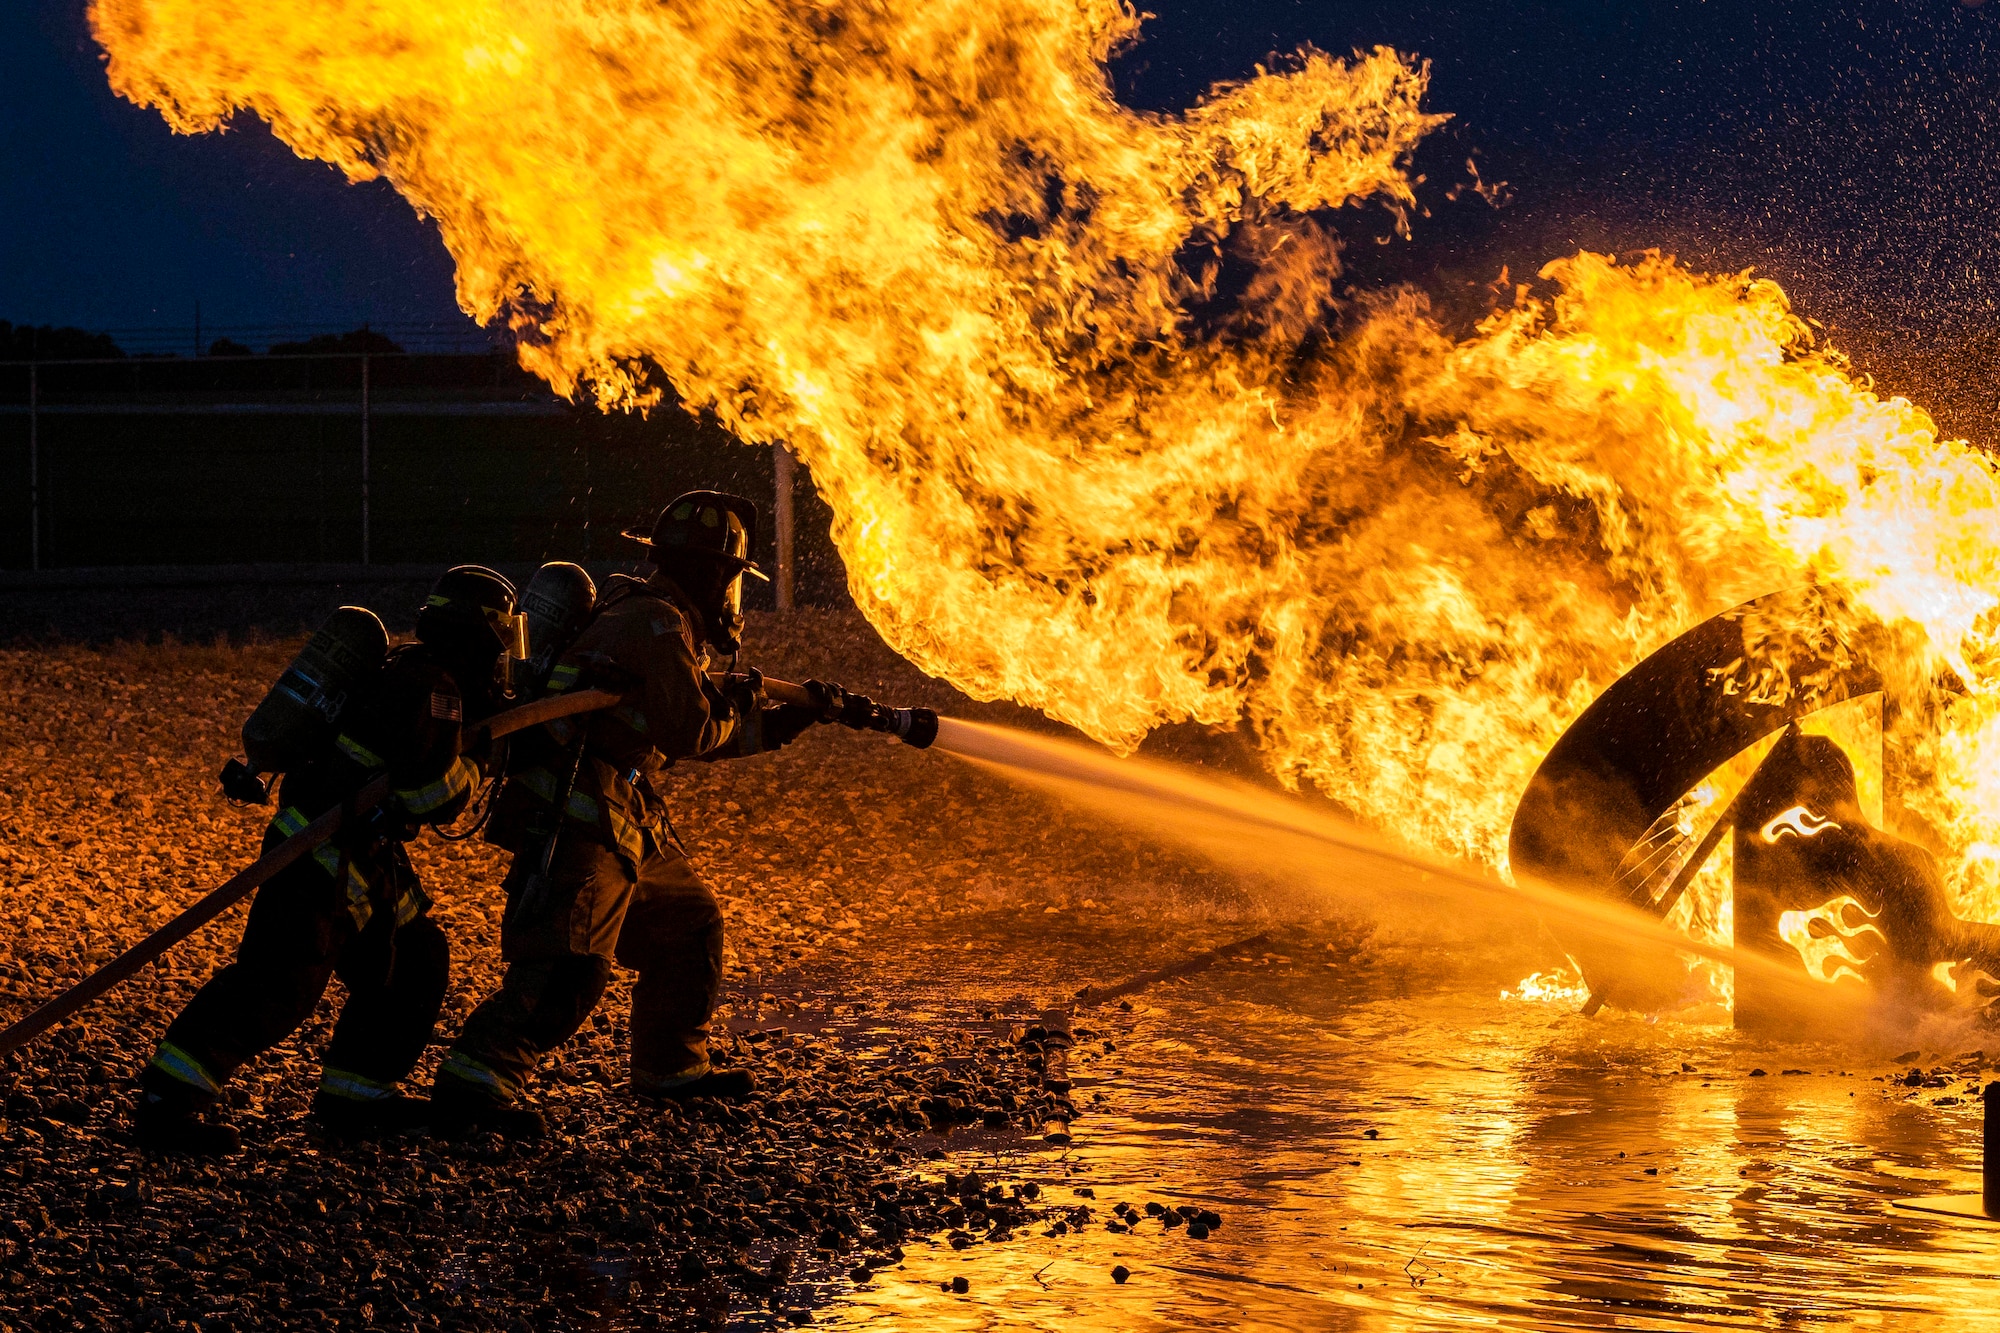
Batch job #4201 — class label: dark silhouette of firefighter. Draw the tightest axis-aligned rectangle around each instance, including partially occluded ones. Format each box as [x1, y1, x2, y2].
[136, 566, 524, 1154]
[1732, 726, 2000, 1027]
[432, 492, 823, 1138]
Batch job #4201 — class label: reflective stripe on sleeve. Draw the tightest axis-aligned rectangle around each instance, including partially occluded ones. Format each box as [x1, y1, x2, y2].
[395, 757, 478, 816]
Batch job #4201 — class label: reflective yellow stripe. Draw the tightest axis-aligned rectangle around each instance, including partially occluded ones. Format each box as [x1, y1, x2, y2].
[514, 762, 642, 863]
[395, 757, 477, 816]
[271, 806, 310, 838]
[335, 733, 385, 769]
[149, 1042, 220, 1094]
[631, 1058, 712, 1092]
[547, 664, 580, 693]
[391, 887, 422, 927]
[517, 766, 602, 825]
[438, 1051, 516, 1100]
[320, 1067, 397, 1102]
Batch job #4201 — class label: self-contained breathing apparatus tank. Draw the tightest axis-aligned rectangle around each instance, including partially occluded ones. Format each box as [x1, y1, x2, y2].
[519, 561, 597, 689]
[220, 605, 389, 803]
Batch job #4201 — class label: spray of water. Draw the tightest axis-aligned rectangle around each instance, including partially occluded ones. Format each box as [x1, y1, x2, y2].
[931, 716, 1862, 1019]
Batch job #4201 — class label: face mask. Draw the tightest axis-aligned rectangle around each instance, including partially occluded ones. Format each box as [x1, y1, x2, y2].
[710, 572, 747, 655]
[481, 608, 532, 699]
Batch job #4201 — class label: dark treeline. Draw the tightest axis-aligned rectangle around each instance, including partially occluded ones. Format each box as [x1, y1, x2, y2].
[0, 321, 125, 361]
[2, 322, 417, 362]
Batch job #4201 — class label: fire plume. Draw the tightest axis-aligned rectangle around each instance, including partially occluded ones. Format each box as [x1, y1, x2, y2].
[87, 0, 2000, 928]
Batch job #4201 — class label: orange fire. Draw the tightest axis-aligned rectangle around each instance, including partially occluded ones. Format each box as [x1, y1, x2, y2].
[86, 2, 2000, 941]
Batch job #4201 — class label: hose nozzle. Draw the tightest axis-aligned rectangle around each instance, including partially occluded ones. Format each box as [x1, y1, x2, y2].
[833, 688, 938, 748]
[879, 705, 939, 749]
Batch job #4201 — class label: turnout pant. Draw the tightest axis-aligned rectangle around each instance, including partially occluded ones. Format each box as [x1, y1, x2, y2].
[439, 830, 724, 1101]
[142, 846, 449, 1109]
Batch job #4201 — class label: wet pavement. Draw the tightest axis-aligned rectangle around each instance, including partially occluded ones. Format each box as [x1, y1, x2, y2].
[791, 921, 2000, 1332]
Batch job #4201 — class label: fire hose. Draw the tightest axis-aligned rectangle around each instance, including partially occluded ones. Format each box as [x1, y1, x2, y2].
[727, 672, 941, 749]
[0, 675, 938, 1058]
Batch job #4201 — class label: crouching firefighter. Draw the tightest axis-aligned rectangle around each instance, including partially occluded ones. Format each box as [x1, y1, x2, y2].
[432, 492, 824, 1138]
[135, 567, 525, 1154]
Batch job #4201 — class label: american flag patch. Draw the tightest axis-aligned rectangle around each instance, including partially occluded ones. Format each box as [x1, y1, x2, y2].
[430, 691, 462, 721]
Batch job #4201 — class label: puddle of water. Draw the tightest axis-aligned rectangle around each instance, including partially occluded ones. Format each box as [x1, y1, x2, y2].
[795, 924, 2000, 1332]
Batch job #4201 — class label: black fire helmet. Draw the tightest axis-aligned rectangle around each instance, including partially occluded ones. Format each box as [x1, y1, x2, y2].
[623, 491, 771, 583]
[416, 564, 521, 661]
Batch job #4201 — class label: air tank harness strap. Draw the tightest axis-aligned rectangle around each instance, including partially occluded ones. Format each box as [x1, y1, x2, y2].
[513, 737, 589, 925]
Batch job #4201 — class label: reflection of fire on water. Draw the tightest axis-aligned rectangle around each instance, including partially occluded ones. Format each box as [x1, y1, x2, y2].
[1775, 896, 1883, 987]
[1500, 960, 1592, 1005]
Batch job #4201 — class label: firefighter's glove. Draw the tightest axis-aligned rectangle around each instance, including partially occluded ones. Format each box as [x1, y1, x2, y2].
[800, 678, 845, 723]
[359, 801, 412, 846]
[760, 703, 821, 751]
[718, 668, 764, 721]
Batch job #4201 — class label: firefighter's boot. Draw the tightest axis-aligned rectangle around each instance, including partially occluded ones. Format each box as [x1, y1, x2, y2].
[428, 1075, 547, 1141]
[312, 1092, 433, 1138]
[132, 1089, 241, 1157]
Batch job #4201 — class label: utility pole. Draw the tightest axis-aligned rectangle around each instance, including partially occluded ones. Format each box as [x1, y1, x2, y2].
[773, 444, 796, 612]
[359, 352, 371, 565]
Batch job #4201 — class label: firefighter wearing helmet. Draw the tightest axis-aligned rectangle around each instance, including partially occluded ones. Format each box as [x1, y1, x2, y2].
[134, 567, 525, 1154]
[432, 492, 822, 1137]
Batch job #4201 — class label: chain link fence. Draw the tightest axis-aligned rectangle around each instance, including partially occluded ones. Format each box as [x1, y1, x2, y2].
[0, 345, 840, 612]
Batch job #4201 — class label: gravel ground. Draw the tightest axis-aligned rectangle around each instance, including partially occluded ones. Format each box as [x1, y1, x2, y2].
[0, 609, 1251, 1331]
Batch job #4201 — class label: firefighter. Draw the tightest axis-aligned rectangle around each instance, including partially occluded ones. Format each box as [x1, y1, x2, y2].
[134, 566, 522, 1155]
[431, 492, 822, 1138]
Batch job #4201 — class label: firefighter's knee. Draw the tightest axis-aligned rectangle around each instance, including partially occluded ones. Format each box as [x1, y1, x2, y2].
[557, 953, 612, 1015]
[395, 917, 451, 996]
[513, 954, 611, 1050]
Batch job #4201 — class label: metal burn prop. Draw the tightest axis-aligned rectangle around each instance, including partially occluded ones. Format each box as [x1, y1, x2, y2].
[1510, 586, 2000, 1026]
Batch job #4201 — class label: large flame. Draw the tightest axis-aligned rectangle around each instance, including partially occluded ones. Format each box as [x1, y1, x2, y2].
[88, 0, 2000, 921]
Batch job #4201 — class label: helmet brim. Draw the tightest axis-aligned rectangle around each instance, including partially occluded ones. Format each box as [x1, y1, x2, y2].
[622, 527, 772, 581]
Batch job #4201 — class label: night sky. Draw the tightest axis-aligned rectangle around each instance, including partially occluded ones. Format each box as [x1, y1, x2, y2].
[7, 0, 2000, 426]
